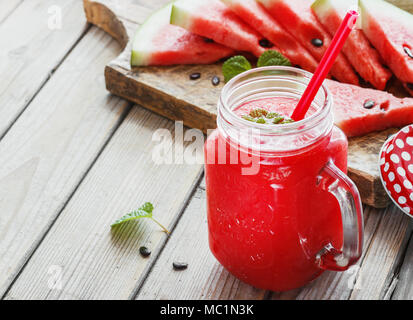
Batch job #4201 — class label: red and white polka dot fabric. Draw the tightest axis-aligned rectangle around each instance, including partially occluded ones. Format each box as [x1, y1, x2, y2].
[379, 125, 413, 217]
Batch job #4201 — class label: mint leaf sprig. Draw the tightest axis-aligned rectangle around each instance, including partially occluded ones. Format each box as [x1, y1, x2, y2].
[257, 50, 292, 68]
[222, 55, 252, 83]
[222, 50, 292, 83]
[112, 202, 170, 234]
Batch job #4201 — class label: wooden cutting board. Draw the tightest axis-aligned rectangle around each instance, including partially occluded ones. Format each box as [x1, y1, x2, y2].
[83, 0, 413, 208]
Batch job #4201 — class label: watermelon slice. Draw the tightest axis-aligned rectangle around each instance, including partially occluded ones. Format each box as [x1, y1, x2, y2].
[170, 0, 266, 57]
[131, 3, 234, 66]
[220, 0, 318, 72]
[326, 80, 413, 137]
[257, 0, 359, 85]
[312, 0, 392, 90]
[359, 0, 413, 86]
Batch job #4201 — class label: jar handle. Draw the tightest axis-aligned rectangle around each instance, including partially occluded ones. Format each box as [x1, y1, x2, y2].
[316, 160, 364, 271]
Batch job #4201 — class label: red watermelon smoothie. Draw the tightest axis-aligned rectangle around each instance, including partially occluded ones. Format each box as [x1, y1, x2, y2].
[205, 67, 363, 292]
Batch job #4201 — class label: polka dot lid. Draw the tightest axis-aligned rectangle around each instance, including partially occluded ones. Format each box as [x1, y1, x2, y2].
[379, 125, 413, 217]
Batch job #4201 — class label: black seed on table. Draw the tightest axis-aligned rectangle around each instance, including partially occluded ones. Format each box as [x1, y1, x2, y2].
[211, 76, 220, 86]
[311, 38, 323, 47]
[139, 246, 151, 258]
[404, 46, 413, 59]
[363, 100, 376, 109]
[190, 73, 201, 80]
[173, 262, 188, 270]
[204, 37, 214, 43]
[259, 39, 273, 48]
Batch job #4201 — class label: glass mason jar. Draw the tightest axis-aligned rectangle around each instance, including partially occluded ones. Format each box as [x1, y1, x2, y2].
[204, 67, 364, 292]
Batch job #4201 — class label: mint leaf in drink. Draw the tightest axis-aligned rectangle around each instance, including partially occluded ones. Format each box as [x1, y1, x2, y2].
[112, 202, 170, 234]
[222, 55, 252, 82]
[241, 108, 295, 125]
[272, 116, 285, 124]
[242, 115, 255, 122]
[257, 50, 291, 68]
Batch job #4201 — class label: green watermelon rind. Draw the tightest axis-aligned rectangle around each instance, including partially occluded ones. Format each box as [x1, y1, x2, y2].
[312, 0, 363, 33]
[170, 0, 197, 31]
[220, 0, 238, 6]
[311, 0, 329, 16]
[131, 3, 173, 66]
[257, 0, 279, 8]
[359, 0, 412, 27]
[359, 0, 412, 40]
[311, 0, 357, 16]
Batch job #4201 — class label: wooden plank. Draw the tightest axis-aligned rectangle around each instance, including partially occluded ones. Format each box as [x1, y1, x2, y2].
[83, 0, 413, 209]
[0, 0, 87, 139]
[390, 224, 413, 300]
[387, 0, 413, 12]
[5, 107, 203, 300]
[136, 187, 267, 300]
[349, 206, 411, 300]
[0, 27, 131, 298]
[348, 128, 398, 208]
[271, 206, 383, 300]
[0, 0, 22, 24]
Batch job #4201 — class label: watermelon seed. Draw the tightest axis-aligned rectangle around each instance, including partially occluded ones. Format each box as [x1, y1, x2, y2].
[139, 246, 151, 258]
[259, 39, 273, 48]
[311, 38, 323, 47]
[190, 73, 201, 80]
[363, 100, 375, 109]
[407, 83, 413, 90]
[403, 46, 413, 59]
[173, 262, 188, 271]
[212, 76, 220, 86]
[204, 37, 214, 43]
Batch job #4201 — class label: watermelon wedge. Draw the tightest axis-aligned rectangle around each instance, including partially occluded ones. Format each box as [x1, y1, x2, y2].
[220, 0, 318, 72]
[326, 80, 413, 137]
[170, 0, 266, 57]
[131, 3, 234, 66]
[257, 0, 359, 85]
[312, 0, 392, 90]
[359, 0, 413, 86]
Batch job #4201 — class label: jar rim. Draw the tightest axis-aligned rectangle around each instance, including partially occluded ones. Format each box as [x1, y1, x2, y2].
[218, 66, 332, 136]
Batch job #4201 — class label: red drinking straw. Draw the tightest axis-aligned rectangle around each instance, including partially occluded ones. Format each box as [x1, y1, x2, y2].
[291, 10, 359, 121]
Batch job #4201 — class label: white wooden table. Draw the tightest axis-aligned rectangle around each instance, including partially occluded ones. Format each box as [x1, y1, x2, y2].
[1, 0, 413, 300]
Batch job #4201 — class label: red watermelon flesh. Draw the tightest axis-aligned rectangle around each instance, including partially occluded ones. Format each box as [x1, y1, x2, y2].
[360, 0, 413, 85]
[312, 0, 392, 90]
[170, 0, 266, 57]
[131, 4, 234, 66]
[326, 80, 413, 137]
[220, 0, 318, 73]
[257, 0, 359, 85]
